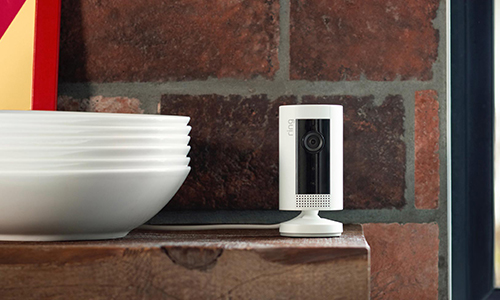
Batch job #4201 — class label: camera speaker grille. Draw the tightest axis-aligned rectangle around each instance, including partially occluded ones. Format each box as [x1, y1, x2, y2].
[295, 194, 331, 208]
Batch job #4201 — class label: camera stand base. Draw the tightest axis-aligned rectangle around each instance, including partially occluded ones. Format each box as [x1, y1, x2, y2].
[280, 210, 343, 238]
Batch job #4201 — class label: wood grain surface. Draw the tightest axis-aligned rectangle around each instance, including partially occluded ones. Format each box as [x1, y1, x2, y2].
[0, 224, 369, 300]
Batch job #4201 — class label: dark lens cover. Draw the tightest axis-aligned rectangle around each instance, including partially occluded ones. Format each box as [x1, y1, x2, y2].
[303, 131, 324, 153]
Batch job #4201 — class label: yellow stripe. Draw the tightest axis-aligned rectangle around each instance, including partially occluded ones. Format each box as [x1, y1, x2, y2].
[0, 0, 36, 110]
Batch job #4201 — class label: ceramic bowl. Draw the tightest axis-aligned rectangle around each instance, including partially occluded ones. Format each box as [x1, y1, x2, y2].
[0, 146, 191, 159]
[0, 167, 190, 241]
[0, 157, 190, 170]
[0, 125, 192, 136]
[0, 135, 190, 147]
[0, 111, 189, 126]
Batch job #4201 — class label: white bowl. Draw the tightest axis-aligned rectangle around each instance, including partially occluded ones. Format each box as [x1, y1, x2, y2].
[0, 167, 190, 241]
[0, 125, 192, 136]
[0, 135, 190, 147]
[0, 157, 190, 170]
[0, 111, 189, 126]
[0, 146, 191, 159]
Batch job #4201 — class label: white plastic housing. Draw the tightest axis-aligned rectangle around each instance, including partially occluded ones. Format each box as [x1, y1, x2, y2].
[279, 211, 343, 237]
[279, 105, 343, 211]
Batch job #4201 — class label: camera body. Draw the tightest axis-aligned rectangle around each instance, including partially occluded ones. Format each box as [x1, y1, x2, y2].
[279, 105, 343, 237]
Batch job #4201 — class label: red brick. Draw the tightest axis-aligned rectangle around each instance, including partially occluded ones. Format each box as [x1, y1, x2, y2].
[363, 223, 439, 300]
[58, 95, 144, 114]
[303, 95, 406, 209]
[290, 0, 440, 81]
[161, 94, 296, 210]
[58, 0, 279, 82]
[415, 90, 440, 209]
[161, 94, 404, 210]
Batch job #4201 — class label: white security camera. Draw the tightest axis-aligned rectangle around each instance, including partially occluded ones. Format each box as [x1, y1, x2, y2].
[279, 105, 343, 237]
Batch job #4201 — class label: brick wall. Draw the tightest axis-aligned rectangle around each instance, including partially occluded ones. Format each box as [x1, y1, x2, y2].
[57, 0, 447, 298]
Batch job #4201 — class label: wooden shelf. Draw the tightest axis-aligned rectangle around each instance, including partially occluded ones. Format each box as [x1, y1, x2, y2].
[0, 224, 370, 299]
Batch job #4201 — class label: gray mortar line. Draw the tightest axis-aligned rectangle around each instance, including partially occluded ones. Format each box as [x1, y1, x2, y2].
[402, 89, 416, 212]
[437, 204, 449, 300]
[323, 209, 443, 224]
[59, 80, 444, 100]
[433, 0, 449, 298]
[149, 209, 444, 225]
[139, 94, 161, 114]
[276, 0, 290, 82]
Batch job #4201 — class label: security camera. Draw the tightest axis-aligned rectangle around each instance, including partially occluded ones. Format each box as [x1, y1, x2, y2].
[279, 105, 343, 237]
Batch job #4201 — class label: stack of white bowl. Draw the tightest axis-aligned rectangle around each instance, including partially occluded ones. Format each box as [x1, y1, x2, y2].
[0, 111, 191, 241]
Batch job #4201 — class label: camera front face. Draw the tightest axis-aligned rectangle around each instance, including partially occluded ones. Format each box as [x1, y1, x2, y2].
[296, 119, 330, 195]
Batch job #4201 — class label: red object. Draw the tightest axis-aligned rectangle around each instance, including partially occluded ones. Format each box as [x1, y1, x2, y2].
[0, 0, 26, 40]
[31, 0, 61, 110]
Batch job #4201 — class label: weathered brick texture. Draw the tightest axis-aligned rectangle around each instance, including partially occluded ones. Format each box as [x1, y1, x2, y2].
[58, 0, 280, 82]
[363, 223, 440, 300]
[290, 0, 440, 81]
[415, 90, 440, 209]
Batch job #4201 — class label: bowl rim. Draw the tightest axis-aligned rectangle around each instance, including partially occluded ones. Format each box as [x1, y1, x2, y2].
[0, 166, 191, 174]
[0, 135, 191, 140]
[0, 125, 192, 131]
[0, 145, 191, 150]
[0, 157, 191, 163]
[0, 110, 189, 121]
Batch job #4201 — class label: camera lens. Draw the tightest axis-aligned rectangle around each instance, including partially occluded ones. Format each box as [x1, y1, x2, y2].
[302, 131, 324, 153]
